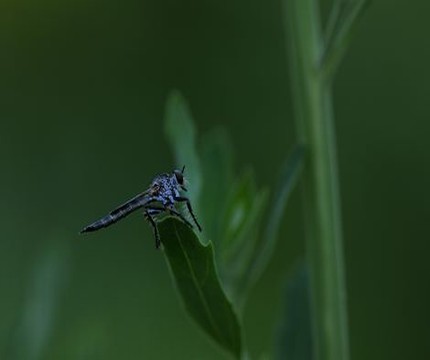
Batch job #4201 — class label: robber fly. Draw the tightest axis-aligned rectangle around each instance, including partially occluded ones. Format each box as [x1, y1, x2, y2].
[80, 166, 201, 249]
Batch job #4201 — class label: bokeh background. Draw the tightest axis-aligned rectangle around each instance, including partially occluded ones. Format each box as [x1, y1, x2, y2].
[1, 0, 429, 359]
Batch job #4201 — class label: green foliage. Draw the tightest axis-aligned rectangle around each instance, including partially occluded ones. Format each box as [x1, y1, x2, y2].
[164, 90, 202, 212]
[219, 170, 269, 304]
[221, 169, 266, 258]
[7, 240, 70, 360]
[322, 0, 371, 78]
[248, 146, 304, 286]
[159, 218, 242, 359]
[199, 128, 234, 245]
[276, 263, 313, 360]
[162, 91, 304, 357]
[285, 0, 369, 359]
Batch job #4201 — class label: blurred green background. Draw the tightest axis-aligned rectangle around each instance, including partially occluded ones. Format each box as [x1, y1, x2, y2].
[1, 0, 429, 359]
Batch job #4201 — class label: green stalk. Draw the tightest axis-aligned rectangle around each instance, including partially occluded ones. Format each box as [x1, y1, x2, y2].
[285, 1, 350, 360]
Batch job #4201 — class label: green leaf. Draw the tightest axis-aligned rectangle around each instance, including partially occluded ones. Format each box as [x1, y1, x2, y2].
[164, 90, 202, 212]
[218, 170, 269, 302]
[159, 218, 242, 359]
[7, 238, 71, 360]
[224, 185, 268, 270]
[321, 0, 371, 78]
[224, 187, 269, 307]
[276, 262, 313, 360]
[199, 128, 234, 245]
[245, 145, 304, 289]
[221, 170, 266, 254]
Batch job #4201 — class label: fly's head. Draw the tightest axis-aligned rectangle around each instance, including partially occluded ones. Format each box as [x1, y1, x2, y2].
[149, 167, 187, 199]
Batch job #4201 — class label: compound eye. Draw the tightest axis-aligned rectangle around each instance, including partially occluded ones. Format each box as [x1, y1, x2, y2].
[174, 170, 184, 185]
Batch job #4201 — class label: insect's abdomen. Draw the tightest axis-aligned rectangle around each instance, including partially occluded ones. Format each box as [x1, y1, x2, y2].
[80, 193, 148, 233]
[80, 215, 116, 232]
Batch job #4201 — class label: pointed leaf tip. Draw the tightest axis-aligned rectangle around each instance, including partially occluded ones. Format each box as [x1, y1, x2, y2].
[159, 218, 242, 359]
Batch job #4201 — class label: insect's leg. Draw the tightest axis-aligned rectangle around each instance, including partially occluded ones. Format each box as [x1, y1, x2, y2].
[144, 209, 161, 249]
[174, 196, 202, 232]
[146, 204, 194, 229]
[165, 205, 194, 228]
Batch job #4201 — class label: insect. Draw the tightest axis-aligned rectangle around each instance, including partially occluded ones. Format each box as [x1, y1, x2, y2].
[80, 166, 202, 249]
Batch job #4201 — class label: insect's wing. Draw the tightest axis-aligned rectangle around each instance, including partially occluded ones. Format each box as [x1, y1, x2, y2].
[80, 191, 151, 233]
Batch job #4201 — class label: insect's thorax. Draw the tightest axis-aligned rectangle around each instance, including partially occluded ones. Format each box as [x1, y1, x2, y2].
[150, 174, 180, 205]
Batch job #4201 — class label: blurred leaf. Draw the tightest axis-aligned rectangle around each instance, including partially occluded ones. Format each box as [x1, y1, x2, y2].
[219, 170, 269, 303]
[276, 262, 313, 360]
[221, 170, 262, 253]
[246, 145, 304, 286]
[200, 170, 268, 307]
[224, 186, 268, 272]
[164, 90, 202, 212]
[321, 0, 371, 78]
[199, 128, 234, 244]
[159, 218, 242, 359]
[6, 238, 70, 360]
[229, 191, 269, 307]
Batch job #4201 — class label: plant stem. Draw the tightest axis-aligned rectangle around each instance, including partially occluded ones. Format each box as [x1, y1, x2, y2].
[285, 1, 350, 360]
